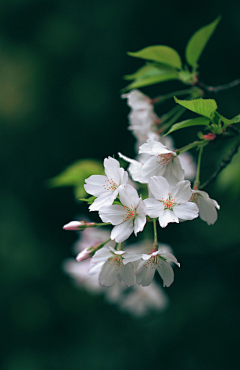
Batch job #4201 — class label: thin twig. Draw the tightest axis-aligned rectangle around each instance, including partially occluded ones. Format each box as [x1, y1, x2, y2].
[196, 79, 240, 94]
[199, 140, 240, 189]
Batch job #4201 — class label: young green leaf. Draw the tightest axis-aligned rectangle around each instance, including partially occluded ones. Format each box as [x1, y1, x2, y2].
[122, 71, 179, 91]
[231, 114, 240, 124]
[165, 116, 210, 135]
[185, 16, 221, 67]
[79, 196, 96, 205]
[174, 97, 217, 118]
[128, 45, 182, 70]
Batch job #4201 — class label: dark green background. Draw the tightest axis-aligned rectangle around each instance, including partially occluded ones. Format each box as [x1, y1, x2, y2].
[1, 1, 240, 369]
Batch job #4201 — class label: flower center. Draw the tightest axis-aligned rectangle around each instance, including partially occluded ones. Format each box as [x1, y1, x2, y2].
[156, 153, 173, 166]
[142, 255, 164, 269]
[103, 178, 118, 191]
[160, 194, 176, 210]
[122, 205, 136, 221]
[108, 255, 123, 271]
[190, 193, 198, 204]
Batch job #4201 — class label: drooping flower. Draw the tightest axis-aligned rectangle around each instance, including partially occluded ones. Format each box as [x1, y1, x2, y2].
[144, 176, 199, 228]
[123, 249, 180, 287]
[191, 189, 220, 225]
[139, 139, 184, 185]
[99, 184, 147, 243]
[84, 156, 128, 211]
[122, 90, 161, 149]
[88, 246, 135, 287]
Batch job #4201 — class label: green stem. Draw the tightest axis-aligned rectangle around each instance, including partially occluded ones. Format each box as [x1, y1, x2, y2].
[176, 140, 207, 155]
[159, 106, 186, 134]
[117, 243, 122, 251]
[153, 87, 200, 105]
[93, 222, 111, 227]
[194, 145, 204, 189]
[152, 218, 158, 251]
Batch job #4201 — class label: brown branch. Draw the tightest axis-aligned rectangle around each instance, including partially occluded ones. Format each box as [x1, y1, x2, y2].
[196, 79, 240, 94]
[199, 139, 240, 189]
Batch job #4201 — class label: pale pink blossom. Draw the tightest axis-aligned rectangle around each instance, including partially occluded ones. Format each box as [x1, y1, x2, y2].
[191, 190, 220, 225]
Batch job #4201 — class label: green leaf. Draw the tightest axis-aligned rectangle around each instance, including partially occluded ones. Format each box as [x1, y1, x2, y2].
[231, 114, 240, 124]
[185, 16, 221, 67]
[122, 71, 179, 91]
[47, 159, 104, 200]
[128, 45, 182, 70]
[214, 111, 233, 127]
[79, 196, 96, 205]
[174, 97, 217, 118]
[165, 116, 211, 135]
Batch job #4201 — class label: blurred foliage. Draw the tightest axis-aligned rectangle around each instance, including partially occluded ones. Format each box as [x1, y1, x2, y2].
[1, 1, 240, 370]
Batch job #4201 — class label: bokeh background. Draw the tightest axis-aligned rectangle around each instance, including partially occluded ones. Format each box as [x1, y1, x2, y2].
[1, 1, 240, 369]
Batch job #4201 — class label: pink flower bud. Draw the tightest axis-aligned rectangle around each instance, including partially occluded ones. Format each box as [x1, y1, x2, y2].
[76, 247, 92, 261]
[203, 133, 216, 141]
[63, 221, 85, 231]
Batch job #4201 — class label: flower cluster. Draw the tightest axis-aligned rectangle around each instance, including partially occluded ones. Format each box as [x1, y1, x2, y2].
[63, 89, 220, 295]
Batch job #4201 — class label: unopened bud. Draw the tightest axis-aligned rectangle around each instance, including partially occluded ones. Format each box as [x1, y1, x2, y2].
[63, 221, 95, 231]
[203, 133, 216, 141]
[76, 247, 93, 261]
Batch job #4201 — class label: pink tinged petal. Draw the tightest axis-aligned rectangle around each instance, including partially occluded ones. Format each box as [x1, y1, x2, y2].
[119, 184, 140, 209]
[99, 260, 119, 286]
[136, 262, 156, 287]
[148, 176, 170, 201]
[89, 191, 117, 211]
[134, 213, 146, 235]
[173, 202, 199, 220]
[141, 156, 165, 180]
[156, 260, 174, 287]
[99, 205, 125, 225]
[76, 248, 92, 261]
[197, 196, 218, 225]
[170, 180, 192, 203]
[84, 175, 109, 196]
[110, 220, 134, 243]
[158, 209, 179, 228]
[119, 263, 135, 287]
[144, 198, 164, 218]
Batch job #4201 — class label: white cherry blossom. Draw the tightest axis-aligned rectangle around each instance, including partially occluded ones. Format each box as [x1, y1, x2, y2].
[99, 184, 147, 243]
[139, 139, 184, 185]
[88, 246, 135, 287]
[84, 156, 128, 211]
[123, 249, 180, 287]
[191, 189, 220, 225]
[144, 176, 199, 228]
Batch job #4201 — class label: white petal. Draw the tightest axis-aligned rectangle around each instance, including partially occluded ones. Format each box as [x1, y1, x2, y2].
[89, 191, 116, 211]
[99, 205, 125, 225]
[156, 260, 174, 287]
[144, 198, 164, 218]
[173, 202, 199, 220]
[158, 252, 180, 267]
[104, 157, 121, 184]
[158, 209, 179, 228]
[136, 261, 156, 287]
[148, 176, 170, 201]
[134, 213, 146, 235]
[119, 184, 140, 209]
[122, 253, 142, 264]
[197, 195, 219, 225]
[84, 175, 109, 196]
[111, 220, 134, 243]
[141, 156, 165, 180]
[119, 263, 135, 287]
[99, 261, 119, 286]
[171, 157, 185, 182]
[170, 180, 192, 203]
[139, 139, 172, 156]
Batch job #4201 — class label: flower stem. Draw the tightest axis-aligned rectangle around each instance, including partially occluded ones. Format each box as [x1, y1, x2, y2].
[152, 87, 200, 105]
[117, 243, 122, 251]
[194, 145, 204, 189]
[152, 218, 158, 251]
[176, 140, 207, 155]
